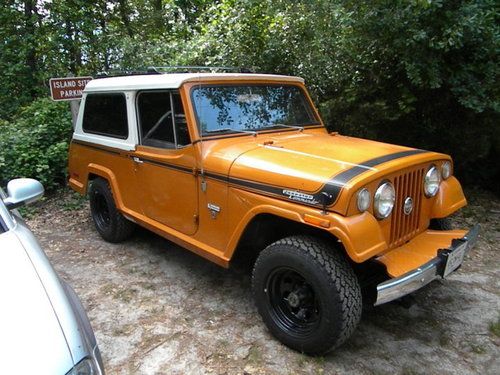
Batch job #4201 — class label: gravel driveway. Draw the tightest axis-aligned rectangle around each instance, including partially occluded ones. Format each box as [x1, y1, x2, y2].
[26, 188, 499, 375]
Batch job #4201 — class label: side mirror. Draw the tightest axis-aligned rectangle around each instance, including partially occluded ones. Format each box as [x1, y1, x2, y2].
[3, 178, 44, 210]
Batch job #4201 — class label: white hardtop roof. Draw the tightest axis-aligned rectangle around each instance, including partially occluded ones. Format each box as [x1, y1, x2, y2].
[84, 73, 305, 93]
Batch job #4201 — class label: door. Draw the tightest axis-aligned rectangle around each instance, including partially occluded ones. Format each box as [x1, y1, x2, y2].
[132, 90, 198, 235]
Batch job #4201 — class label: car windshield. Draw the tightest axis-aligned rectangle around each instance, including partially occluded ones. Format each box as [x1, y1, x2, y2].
[191, 84, 320, 136]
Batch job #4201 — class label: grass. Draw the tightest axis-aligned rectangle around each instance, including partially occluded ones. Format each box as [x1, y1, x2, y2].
[18, 203, 42, 219]
[247, 345, 263, 365]
[489, 316, 500, 337]
[101, 284, 139, 303]
[100, 283, 116, 295]
[470, 344, 486, 354]
[311, 356, 326, 366]
[401, 367, 422, 375]
[61, 192, 87, 211]
[217, 339, 230, 348]
[439, 332, 451, 347]
[114, 288, 138, 303]
[112, 324, 133, 337]
[141, 282, 156, 291]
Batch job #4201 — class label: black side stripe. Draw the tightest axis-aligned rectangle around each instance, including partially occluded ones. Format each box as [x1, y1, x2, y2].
[72, 140, 122, 155]
[139, 157, 193, 174]
[74, 138, 428, 208]
[204, 171, 323, 208]
[72, 140, 194, 174]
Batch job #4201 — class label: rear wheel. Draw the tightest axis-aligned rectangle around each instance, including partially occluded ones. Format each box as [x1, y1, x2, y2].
[252, 235, 362, 355]
[89, 178, 135, 243]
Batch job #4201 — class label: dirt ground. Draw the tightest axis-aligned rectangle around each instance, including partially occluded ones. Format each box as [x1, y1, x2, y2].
[26, 187, 499, 375]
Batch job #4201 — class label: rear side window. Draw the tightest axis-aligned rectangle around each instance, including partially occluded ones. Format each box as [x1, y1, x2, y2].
[83, 93, 128, 139]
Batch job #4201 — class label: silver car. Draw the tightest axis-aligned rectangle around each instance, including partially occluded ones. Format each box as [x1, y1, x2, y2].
[0, 178, 104, 375]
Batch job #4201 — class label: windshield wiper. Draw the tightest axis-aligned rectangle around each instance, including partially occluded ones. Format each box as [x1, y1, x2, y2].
[205, 128, 257, 136]
[263, 123, 304, 132]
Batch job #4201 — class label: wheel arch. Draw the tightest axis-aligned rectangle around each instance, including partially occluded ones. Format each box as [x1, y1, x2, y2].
[228, 212, 347, 269]
[85, 164, 125, 211]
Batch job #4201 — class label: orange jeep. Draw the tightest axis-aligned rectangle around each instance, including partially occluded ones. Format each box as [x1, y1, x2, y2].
[68, 69, 479, 354]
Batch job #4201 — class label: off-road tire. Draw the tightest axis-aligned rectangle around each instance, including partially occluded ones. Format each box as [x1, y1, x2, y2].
[252, 235, 362, 355]
[429, 217, 453, 230]
[89, 178, 135, 243]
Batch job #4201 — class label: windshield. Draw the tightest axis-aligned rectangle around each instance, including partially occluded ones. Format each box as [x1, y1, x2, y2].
[191, 84, 320, 136]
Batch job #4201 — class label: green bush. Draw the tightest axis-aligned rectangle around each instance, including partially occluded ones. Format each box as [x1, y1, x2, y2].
[0, 98, 72, 191]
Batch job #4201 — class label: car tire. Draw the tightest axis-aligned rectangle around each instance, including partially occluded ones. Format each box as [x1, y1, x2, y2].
[429, 217, 453, 230]
[89, 178, 135, 243]
[252, 235, 362, 355]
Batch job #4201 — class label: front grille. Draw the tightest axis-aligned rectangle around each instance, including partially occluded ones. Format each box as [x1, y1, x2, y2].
[389, 168, 425, 247]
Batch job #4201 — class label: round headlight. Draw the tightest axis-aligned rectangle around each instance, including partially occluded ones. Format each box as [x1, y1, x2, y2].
[374, 182, 395, 219]
[357, 188, 371, 212]
[424, 165, 441, 197]
[441, 161, 451, 180]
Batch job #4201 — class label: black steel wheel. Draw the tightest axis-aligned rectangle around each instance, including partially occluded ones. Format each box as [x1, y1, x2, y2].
[267, 267, 321, 336]
[252, 235, 362, 355]
[89, 178, 135, 243]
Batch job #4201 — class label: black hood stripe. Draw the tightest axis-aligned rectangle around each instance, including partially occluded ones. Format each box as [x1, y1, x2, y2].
[317, 149, 429, 205]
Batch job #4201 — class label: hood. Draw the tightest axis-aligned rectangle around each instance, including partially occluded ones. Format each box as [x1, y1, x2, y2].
[228, 131, 442, 212]
[0, 230, 74, 375]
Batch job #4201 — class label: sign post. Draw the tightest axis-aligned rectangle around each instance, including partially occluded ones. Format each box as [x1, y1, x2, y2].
[49, 76, 92, 129]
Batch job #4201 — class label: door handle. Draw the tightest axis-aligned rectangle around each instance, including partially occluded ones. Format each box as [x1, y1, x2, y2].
[132, 156, 143, 164]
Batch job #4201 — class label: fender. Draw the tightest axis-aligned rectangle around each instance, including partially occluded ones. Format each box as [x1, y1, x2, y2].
[223, 191, 387, 263]
[431, 176, 467, 218]
[83, 164, 125, 212]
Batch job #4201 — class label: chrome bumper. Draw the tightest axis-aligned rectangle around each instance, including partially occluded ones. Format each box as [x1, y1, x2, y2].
[374, 224, 480, 306]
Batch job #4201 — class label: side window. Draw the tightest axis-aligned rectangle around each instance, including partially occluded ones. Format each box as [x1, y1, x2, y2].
[137, 91, 190, 149]
[83, 93, 128, 139]
[171, 93, 190, 147]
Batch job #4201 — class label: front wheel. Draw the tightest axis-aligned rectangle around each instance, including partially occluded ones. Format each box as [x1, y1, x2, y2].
[252, 236, 362, 355]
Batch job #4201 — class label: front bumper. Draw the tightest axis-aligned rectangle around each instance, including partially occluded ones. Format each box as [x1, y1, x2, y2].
[375, 224, 480, 306]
